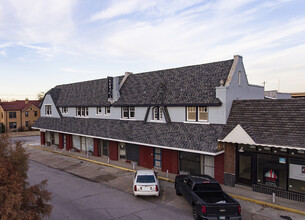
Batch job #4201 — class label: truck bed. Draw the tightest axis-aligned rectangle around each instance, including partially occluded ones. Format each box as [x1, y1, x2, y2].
[195, 191, 235, 204]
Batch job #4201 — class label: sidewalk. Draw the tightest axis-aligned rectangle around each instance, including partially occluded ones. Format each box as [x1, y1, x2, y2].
[28, 143, 305, 217]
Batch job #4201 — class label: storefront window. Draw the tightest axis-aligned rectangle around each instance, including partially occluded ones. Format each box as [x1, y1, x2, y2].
[257, 154, 287, 189]
[288, 158, 305, 194]
[179, 152, 200, 175]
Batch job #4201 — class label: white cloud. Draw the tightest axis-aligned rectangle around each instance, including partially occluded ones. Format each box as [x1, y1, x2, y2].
[0, 50, 7, 57]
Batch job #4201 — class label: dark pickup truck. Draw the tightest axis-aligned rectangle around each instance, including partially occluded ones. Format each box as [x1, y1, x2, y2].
[175, 175, 241, 220]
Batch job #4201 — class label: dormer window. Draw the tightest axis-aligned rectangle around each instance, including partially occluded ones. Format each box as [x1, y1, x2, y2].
[187, 106, 208, 122]
[76, 107, 88, 117]
[97, 107, 102, 114]
[105, 106, 111, 115]
[45, 105, 52, 115]
[122, 106, 135, 119]
[152, 106, 163, 120]
[62, 107, 68, 114]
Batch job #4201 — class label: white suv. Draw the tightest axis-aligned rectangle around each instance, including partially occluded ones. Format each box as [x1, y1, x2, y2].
[133, 170, 160, 197]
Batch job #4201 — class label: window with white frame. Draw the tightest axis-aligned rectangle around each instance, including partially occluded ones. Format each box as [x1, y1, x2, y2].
[121, 106, 135, 119]
[45, 105, 52, 115]
[186, 106, 208, 122]
[76, 107, 89, 117]
[105, 106, 111, 115]
[152, 106, 163, 120]
[62, 107, 68, 114]
[198, 106, 208, 121]
[97, 107, 102, 114]
[187, 106, 196, 121]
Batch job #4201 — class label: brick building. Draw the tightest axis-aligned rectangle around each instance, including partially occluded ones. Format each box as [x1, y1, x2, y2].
[0, 100, 41, 132]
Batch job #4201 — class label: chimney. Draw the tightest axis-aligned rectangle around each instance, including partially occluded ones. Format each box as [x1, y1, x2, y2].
[25, 98, 29, 105]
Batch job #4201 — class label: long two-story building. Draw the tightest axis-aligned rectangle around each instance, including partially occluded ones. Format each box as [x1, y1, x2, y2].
[33, 55, 264, 184]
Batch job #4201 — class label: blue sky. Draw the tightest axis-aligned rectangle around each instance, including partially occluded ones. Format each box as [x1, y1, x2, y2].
[1, 0, 305, 100]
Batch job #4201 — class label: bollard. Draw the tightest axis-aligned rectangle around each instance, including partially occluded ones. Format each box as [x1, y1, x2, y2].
[272, 192, 276, 203]
[69, 149, 71, 154]
[132, 162, 135, 170]
[167, 170, 169, 178]
[107, 157, 110, 164]
[87, 151, 89, 159]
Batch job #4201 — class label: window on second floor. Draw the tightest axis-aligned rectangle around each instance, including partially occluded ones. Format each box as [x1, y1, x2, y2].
[45, 105, 52, 115]
[152, 106, 163, 120]
[121, 106, 135, 119]
[186, 106, 208, 122]
[76, 107, 88, 117]
[105, 106, 111, 115]
[25, 111, 29, 117]
[97, 107, 102, 114]
[9, 112, 16, 118]
[34, 111, 38, 117]
[62, 107, 68, 114]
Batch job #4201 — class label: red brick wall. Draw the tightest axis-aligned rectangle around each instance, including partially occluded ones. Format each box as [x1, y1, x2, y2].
[161, 149, 178, 174]
[139, 146, 154, 169]
[40, 132, 45, 145]
[58, 133, 63, 149]
[224, 143, 236, 174]
[214, 153, 224, 184]
[109, 141, 118, 161]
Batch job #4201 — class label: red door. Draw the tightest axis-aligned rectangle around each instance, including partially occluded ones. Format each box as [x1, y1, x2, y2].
[139, 146, 154, 169]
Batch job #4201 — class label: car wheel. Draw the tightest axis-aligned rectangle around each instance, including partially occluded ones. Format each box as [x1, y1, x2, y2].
[193, 205, 200, 220]
[176, 187, 181, 196]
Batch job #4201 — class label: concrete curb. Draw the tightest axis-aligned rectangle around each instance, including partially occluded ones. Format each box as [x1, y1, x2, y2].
[27, 144, 304, 215]
[228, 194, 305, 216]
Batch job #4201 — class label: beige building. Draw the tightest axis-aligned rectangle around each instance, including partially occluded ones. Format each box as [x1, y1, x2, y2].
[0, 100, 41, 132]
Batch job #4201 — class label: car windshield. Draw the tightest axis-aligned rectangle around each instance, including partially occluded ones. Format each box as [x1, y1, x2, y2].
[136, 175, 155, 183]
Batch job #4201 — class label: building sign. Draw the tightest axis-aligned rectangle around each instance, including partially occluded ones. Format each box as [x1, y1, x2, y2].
[279, 158, 286, 164]
[264, 169, 279, 187]
[107, 77, 113, 98]
[289, 164, 305, 181]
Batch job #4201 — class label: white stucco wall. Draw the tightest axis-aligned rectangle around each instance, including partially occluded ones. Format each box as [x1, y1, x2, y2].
[41, 94, 60, 118]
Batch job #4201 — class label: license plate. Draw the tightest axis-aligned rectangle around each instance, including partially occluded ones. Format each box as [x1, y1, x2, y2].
[141, 187, 151, 191]
[219, 216, 225, 220]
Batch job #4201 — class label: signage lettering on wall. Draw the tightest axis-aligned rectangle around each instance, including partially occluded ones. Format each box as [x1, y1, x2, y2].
[107, 77, 113, 99]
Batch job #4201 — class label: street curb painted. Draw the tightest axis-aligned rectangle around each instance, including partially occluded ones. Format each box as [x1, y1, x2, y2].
[27, 144, 304, 215]
[228, 194, 305, 216]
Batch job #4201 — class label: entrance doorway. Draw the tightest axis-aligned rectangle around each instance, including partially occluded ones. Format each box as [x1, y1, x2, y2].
[119, 143, 126, 160]
[237, 154, 252, 185]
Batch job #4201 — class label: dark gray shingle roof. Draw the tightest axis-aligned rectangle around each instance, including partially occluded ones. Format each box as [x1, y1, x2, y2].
[221, 99, 305, 148]
[47, 59, 234, 107]
[34, 117, 224, 153]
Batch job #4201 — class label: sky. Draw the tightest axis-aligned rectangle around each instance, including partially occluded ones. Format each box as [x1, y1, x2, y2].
[0, 0, 305, 100]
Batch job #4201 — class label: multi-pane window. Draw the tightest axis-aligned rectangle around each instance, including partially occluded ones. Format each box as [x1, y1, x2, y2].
[105, 106, 111, 115]
[97, 107, 102, 114]
[76, 107, 89, 117]
[9, 112, 16, 118]
[25, 111, 29, 117]
[198, 106, 208, 121]
[62, 107, 68, 114]
[45, 105, 52, 115]
[187, 106, 208, 122]
[121, 106, 135, 119]
[152, 107, 163, 120]
[187, 107, 196, 121]
[9, 122, 17, 129]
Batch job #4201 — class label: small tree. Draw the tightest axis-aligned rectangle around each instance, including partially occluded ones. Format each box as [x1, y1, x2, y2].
[37, 92, 45, 101]
[0, 134, 52, 219]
